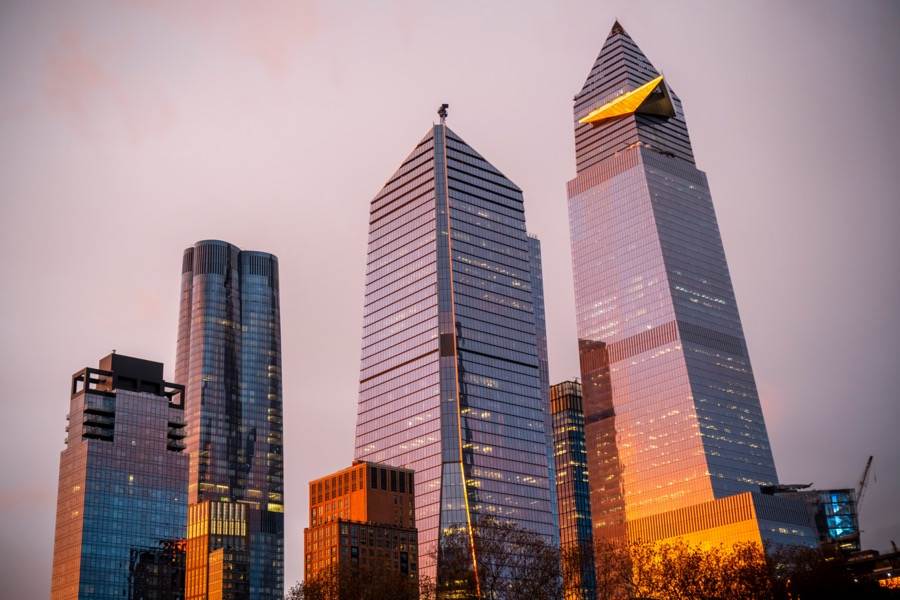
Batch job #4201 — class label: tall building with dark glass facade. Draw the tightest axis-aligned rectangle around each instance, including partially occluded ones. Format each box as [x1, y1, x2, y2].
[177, 240, 284, 598]
[50, 353, 187, 600]
[353, 116, 556, 586]
[567, 22, 816, 548]
[551, 380, 596, 600]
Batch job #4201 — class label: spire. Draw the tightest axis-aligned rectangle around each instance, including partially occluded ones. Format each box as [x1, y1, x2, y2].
[609, 19, 626, 37]
[438, 103, 449, 125]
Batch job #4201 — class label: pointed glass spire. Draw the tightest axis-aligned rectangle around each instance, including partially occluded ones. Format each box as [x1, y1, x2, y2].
[573, 21, 694, 172]
[576, 20, 661, 108]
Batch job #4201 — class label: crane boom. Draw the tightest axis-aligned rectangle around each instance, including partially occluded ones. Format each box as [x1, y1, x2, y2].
[857, 455, 874, 509]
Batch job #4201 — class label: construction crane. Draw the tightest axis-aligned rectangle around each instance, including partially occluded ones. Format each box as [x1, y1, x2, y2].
[857, 455, 874, 509]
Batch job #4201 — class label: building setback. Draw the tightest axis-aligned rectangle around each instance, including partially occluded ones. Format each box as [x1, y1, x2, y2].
[304, 461, 418, 590]
[353, 112, 557, 585]
[50, 353, 187, 600]
[551, 380, 596, 600]
[177, 240, 284, 599]
[567, 22, 816, 548]
[761, 484, 862, 554]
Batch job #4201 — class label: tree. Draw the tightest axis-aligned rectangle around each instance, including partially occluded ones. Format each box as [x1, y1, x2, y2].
[767, 545, 898, 600]
[560, 543, 597, 599]
[287, 557, 429, 600]
[436, 518, 562, 600]
[591, 538, 900, 600]
[592, 538, 776, 599]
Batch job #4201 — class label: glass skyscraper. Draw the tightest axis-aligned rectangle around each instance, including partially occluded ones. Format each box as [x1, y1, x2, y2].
[551, 380, 596, 600]
[353, 116, 556, 585]
[567, 22, 816, 547]
[50, 353, 188, 600]
[176, 240, 284, 598]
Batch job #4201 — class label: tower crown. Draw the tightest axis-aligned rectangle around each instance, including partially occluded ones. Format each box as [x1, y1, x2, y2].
[573, 21, 694, 171]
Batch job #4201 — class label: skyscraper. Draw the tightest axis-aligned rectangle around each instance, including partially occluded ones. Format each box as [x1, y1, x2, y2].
[567, 22, 816, 547]
[177, 240, 284, 598]
[50, 353, 187, 600]
[353, 111, 556, 585]
[551, 380, 596, 600]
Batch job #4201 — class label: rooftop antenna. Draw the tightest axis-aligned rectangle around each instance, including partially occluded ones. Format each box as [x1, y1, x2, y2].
[438, 103, 449, 124]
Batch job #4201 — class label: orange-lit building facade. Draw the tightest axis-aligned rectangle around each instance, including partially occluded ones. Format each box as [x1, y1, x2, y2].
[567, 22, 817, 550]
[185, 501, 249, 600]
[304, 461, 418, 586]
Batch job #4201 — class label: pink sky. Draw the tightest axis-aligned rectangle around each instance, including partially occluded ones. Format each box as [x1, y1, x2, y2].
[1, 1, 898, 596]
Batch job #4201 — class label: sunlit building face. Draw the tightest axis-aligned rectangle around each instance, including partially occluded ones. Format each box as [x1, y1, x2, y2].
[569, 23, 814, 549]
[353, 122, 557, 585]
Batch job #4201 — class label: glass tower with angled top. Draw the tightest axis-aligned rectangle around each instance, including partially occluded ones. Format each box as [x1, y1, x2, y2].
[354, 110, 556, 585]
[568, 22, 816, 548]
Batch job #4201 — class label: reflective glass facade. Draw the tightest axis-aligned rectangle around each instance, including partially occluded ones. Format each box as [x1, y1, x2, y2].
[818, 490, 859, 549]
[568, 23, 781, 542]
[176, 240, 284, 598]
[763, 487, 861, 553]
[550, 381, 596, 600]
[50, 354, 188, 600]
[354, 123, 556, 585]
[528, 235, 560, 546]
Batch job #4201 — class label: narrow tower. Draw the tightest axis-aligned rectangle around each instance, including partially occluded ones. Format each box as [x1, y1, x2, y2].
[177, 240, 284, 599]
[551, 380, 596, 600]
[568, 22, 815, 547]
[354, 110, 556, 584]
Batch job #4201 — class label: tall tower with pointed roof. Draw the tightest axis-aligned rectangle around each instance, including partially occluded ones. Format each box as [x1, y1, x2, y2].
[567, 22, 816, 549]
[354, 117, 557, 585]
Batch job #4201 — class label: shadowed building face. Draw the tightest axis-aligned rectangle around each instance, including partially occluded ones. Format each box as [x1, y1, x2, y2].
[568, 22, 814, 548]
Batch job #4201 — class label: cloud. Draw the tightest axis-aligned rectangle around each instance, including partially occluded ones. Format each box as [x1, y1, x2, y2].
[42, 28, 177, 143]
[43, 29, 112, 121]
[130, 0, 318, 77]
